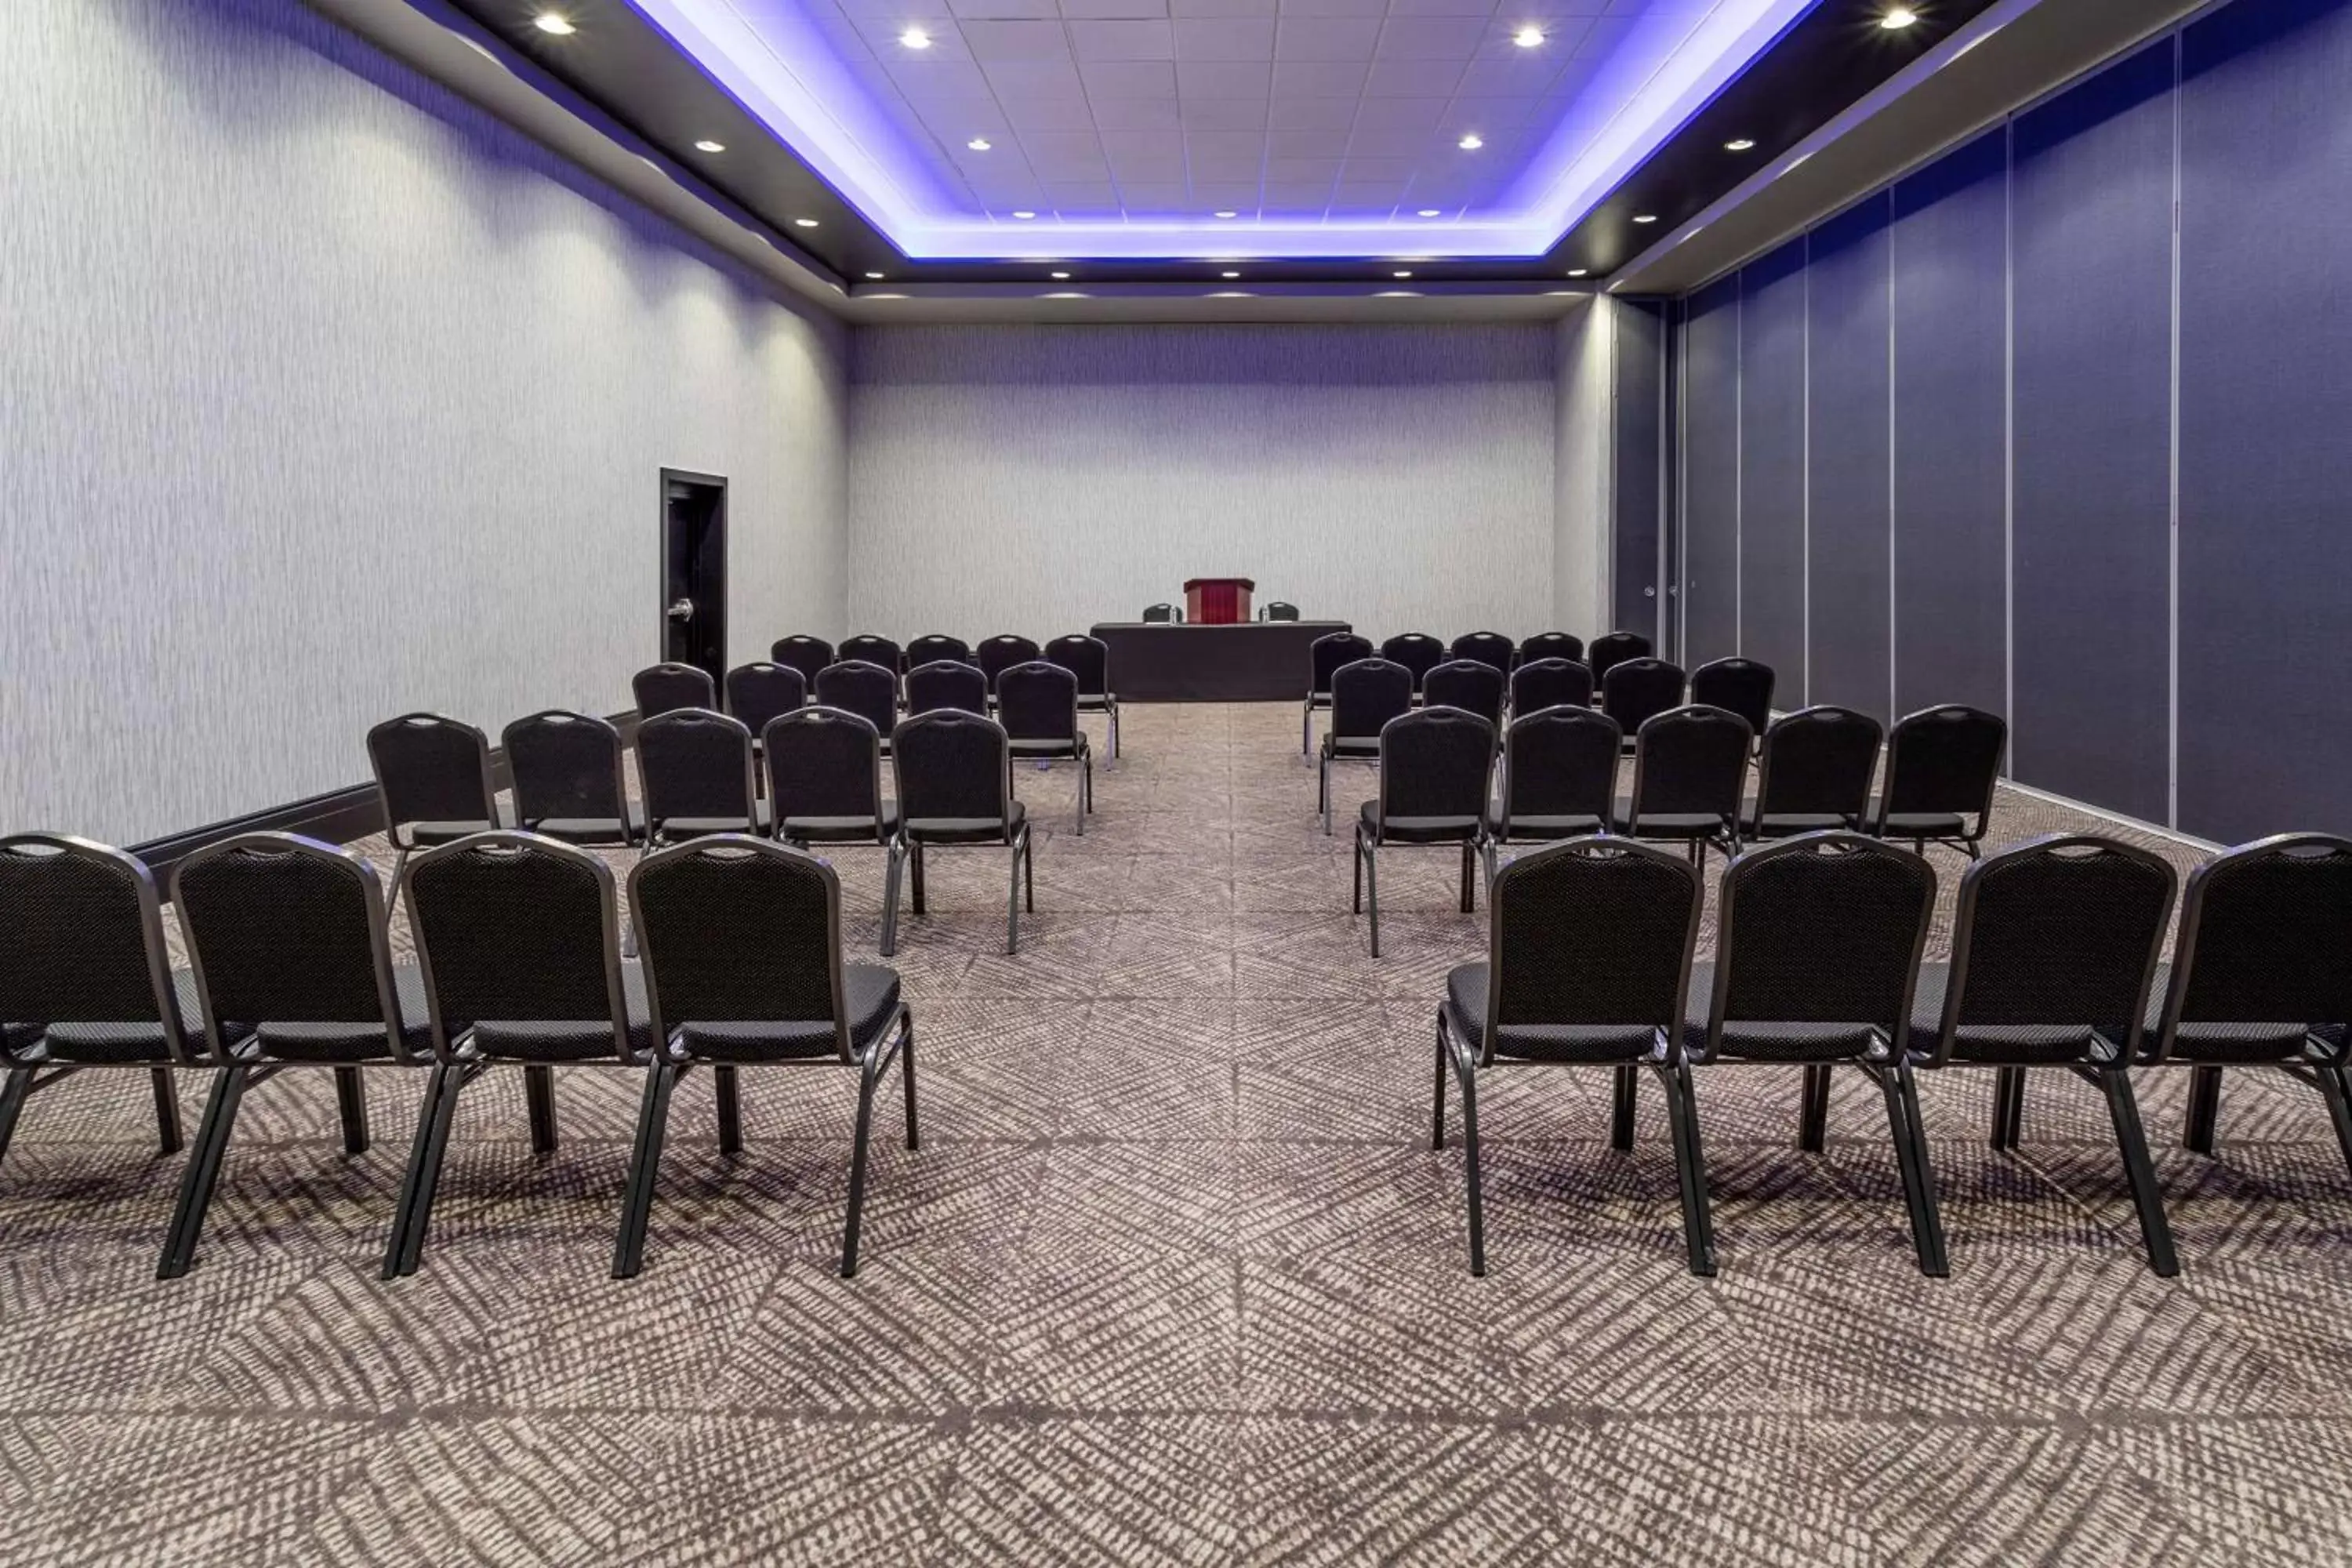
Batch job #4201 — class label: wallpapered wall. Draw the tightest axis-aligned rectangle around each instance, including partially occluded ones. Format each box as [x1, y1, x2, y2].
[1, 0, 851, 845]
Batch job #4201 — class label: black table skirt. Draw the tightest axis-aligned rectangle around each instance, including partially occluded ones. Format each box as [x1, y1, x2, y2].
[1090, 620, 1352, 702]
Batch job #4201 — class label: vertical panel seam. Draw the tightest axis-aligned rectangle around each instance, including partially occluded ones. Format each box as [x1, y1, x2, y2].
[1886, 196, 1899, 724]
[1801, 230, 1812, 708]
[2003, 114, 2017, 777]
[2168, 31, 2184, 831]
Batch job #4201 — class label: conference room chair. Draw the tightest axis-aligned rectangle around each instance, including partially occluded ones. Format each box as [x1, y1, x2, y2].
[816, 659, 902, 753]
[1517, 631, 1585, 666]
[162, 833, 432, 1279]
[1262, 601, 1300, 622]
[1690, 657, 1776, 740]
[1870, 705, 2007, 858]
[1743, 706, 1882, 841]
[632, 662, 716, 720]
[1142, 603, 1180, 623]
[618, 837, 916, 1279]
[725, 662, 810, 743]
[837, 634, 905, 684]
[997, 661, 1094, 835]
[1615, 706, 1751, 865]
[0, 835, 190, 1195]
[1379, 633, 1446, 695]
[889, 709, 1035, 956]
[1509, 658, 1594, 717]
[1301, 631, 1374, 755]
[1906, 833, 2179, 1276]
[1045, 633, 1121, 760]
[1586, 630, 1653, 688]
[768, 635, 835, 687]
[1602, 656, 1687, 747]
[976, 634, 1042, 697]
[1319, 657, 1414, 835]
[1421, 659, 1506, 731]
[366, 712, 506, 917]
[1432, 836, 1705, 1276]
[1487, 706, 1620, 851]
[1353, 707, 1495, 956]
[1450, 631, 1517, 676]
[764, 709, 903, 946]
[637, 709, 766, 844]
[1683, 833, 1944, 1277]
[906, 659, 989, 717]
[906, 633, 972, 670]
[503, 710, 644, 849]
[385, 830, 649, 1278]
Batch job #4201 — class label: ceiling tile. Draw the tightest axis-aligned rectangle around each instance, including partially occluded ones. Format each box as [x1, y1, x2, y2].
[1376, 16, 1490, 56]
[1265, 95, 1358, 129]
[1177, 60, 1274, 95]
[1385, 0, 1496, 14]
[1455, 56, 1563, 96]
[1173, 18, 1278, 59]
[1186, 181, 1264, 207]
[855, 15, 975, 57]
[1004, 95, 1102, 129]
[959, 20, 1072, 59]
[1272, 16, 1383, 58]
[1270, 59, 1367, 96]
[1276, 0, 1391, 14]
[1058, 0, 1171, 14]
[884, 58, 996, 99]
[947, 0, 1060, 16]
[1169, 0, 1279, 14]
[1115, 182, 1192, 207]
[1361, 59, 1465, 95]
[981, 56, 1088, 95]
[1265, 155, 1343, 183]
[1181, 96, 1272, 130]
[1021, 129, 1112, 176]
[1101, 130, 1189, 172]
[1068, 19, 1178, 59]
[1079, 60, 1180, 96]
[1267, 125, 1350, 156]
[1089, 94, 1185, 129]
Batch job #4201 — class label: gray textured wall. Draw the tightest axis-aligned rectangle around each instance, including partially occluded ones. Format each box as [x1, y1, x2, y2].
[2, 0, 851, 846]
[1552, 299, 1612, 641]
[844, 325, 1562, 644]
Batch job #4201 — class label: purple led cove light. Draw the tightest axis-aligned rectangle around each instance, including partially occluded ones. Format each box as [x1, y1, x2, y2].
[626, 0, 1817, 260]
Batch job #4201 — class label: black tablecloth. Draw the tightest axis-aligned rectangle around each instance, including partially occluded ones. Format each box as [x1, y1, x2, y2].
[1090, 620, 1352, 702]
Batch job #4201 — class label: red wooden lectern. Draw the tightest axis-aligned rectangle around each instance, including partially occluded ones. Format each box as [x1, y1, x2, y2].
[1183, 577, 1254, 626]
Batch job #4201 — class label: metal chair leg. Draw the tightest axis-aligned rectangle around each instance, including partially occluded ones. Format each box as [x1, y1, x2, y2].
[1657, 1058, 1717, 1276]
[1432, 1014, 1450, 1151]
[1458, 841, 1475, 914]
[1320, 755, 1333, 834]
[1024, 833, 1034, 913]
[900, 1014, 920, 1150]
[715, 1065, 742, 1156]
[0, 1065, 38, 1171]
[880, 839, 904, 956]
[2096, 1069, 2179, 1278]
[1453, 1052, 1486, 1276]
[1351, 832, 1363, 913]
[1798, 1064, 1831, 1152]
[612, 1062, 681, 1279]
[158, 1065, 251, 1280]
[910, 841, 927, 916]
[384, 1061, 453, 1277]
[2184, 1064, 2223, 1154]
[1006, 841, 1022, 956]
[1876, 1061, 1948, 1277]
[1610, 1065, 1637, 1151]
[1363, 840, 1381, 957]
[524, 1063, 558, 1154]
[334, 1066, 370, 1156]
[390, 1060, 474, 1277]
[1991, 1065, 2026, 1150]
[1302, 702, 1312, 756]
[842, 1055, 884, 1278]
[150, 1066, 183, 1155]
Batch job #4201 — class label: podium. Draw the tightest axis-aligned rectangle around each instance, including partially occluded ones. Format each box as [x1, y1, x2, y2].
[1184, 577, 1254, 626]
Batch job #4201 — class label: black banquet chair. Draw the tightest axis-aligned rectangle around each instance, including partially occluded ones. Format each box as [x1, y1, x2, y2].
[503, 710, 644, 848]
[366, 712, 506, 899]
[768, 635, 835, 687]
[816, 659, 902, 752]
[1302, 631, 1374, 755]
[1421, 659, 1506, 731]
[633, 662, 716, 720]
[1685, 833, 1944, 1276]
[1586, 630, 1653, 688]
[1353, 708, 1494, 956]
[617, 837, 915, 1279]
[889, 710, 1035, 956]
[906, 633, 972, 669]
[1319, 657, 1414, 835]
[1046, 633, 1120, 760]
[997, 661, 1093, 834]
[1450, 632, 1516, 676]
[1142, 603, 1180, 623]
[1744, 706, 1882, 841]
[1690, 657, 1775, 739]
[1261, 601, 1300, 622]
[906, 659, 989, 717]
[1380, 633, 1446, 695]
[1518, 631, 1585, 666]
[1871, 705, 2007, 858]
[637, 709, 765, 844]
[837, 635, 904, 682]
[1509, 658, 1593, 716]
[1488, 706, 1620, 849]
[1907, 833, 2180, 1275]
[1616, 706, 1751, 864]
[385, 831, 648, 1277]
[726, 662, 809, 741]
[766, 709, 902, 951]
[1602, 655, 1686, 746]
[976, 634, 1041, 696]
[1433, 837, 1706, 1276]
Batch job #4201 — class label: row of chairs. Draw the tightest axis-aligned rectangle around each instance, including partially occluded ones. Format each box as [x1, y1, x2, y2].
[1440, 828, 2352, 1282]
[1141, 601, 1303, 622]
[750, 634, 1120, 757]
[0, 829, 913, 1282]
[1304, 631, 1674, 752]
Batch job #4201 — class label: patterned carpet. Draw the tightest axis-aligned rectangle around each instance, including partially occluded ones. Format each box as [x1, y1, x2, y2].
[6, 700, 2352, 1565]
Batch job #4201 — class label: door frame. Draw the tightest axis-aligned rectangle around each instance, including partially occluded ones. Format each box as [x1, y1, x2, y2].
[659, 467, 728, 681]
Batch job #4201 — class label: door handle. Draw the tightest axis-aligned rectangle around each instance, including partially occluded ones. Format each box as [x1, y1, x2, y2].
[666, 597, 695, 623]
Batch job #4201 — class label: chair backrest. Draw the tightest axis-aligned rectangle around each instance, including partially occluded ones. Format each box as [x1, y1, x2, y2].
[1421, 659, 1506, 730]
[906, 659, 989, 717]
[727, 662, 809, 735]
[768, 635, 835, 685]
[1263, 601, 1300, 622]
[1690, 658, 1776, 735]
[1498, 707, 1620, 827]
[1510, 658, 1594, 714]
[906, 633, 972, 668]
[1308, 632, 1374, 696]
[172, 833, 410, 1061]
[1602, 656, 1687, 735]
[2154, 833, 2352, 1062]
[1518, 631, 1585, 666]
[997, 661, 1080, 743]
[1880, 705, 2007, 827]
[1929, 834, 2176, 1065]
[815, 659, 901, 738]
[1045, 633, 1113, 698]
[1628, 705, 1752, 820]
[1378, 633, 1446, 688]
[976, 634, 1042, 689]
[1375, 708, 1494, 824]
[837, 634, 903, 677]
[637, 709, 757, 829]
[1330, 657, 1415, 739]
[1705, 833, 1935, 1057]
[503, 710, 629, 829]
[1142, 603, 1177, 623]
[1479, 837, 1703, 1066]
[1587, 630, 1653, 685]
[894, 709, 1014, 829]
[405, 832, 630, 1061]
[1450, 632, 1516, 674]
[0, 834, 183, 1060]
[1755, 706, 1882, 821]
[633, 662, 716, 720]
[367, 713, 496, 844]
[628, 838, 855, 1062]
[764, 706, 887, 833]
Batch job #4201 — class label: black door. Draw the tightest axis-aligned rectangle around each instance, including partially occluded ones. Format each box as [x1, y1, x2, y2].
[661, 469, 727, 689]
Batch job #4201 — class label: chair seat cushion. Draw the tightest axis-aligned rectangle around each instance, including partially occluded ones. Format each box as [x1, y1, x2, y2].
[1904, 964, 2117, 1065]
[782, 803, 901, 844]
[1443, 964, 1662, 1063]
[670, 964, 905, 1062]
[1612, 800, 1727, 837]
[469, 963, 657, 1062]
[24, 970, 224, 1064]
[1485, 811, 1602, 842]
[906, 800, 1025, 844]
[2136, 962, 2329, 1064]
[525, 801, 649, 846]
[404, 810, 513, 847]
[251, 965, 435, 1063]
[1359, 804, 1481, 844]
[1739, 800, 1853, 837]
[656, 803, 774, 840]
[1324, 736, 1381, 759]
[1678, 961, 1887, 1062]
[1010, 737, 1088, 758]
[1874, 806, 1969, 839]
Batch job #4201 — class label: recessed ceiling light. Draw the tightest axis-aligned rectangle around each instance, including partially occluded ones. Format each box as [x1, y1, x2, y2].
[1011, 209, 1036, 220]
[1879, 5, 1919, 27]
[1632, 212, 1657, 223]
[532, 12, 575, 34]
[1417, 209, 1442, 218]
[865, 271, 885, 280]
[1723, 137, 1755, 152]
[1051, 270, 1070, 280]
[1567, 268, 1589, 278]
[1214, 210, 1240, 219]
[1393, 270, 1413, 279]
[1221, 270, 1240, 279]
[694, 140, 726, 153]
[1457, 133, 1483, 151]
[794, 217, 819, 228]
[899, 26, 931, 47]
[1512, 25, 1544, 47]
[967, 137, 992, 151]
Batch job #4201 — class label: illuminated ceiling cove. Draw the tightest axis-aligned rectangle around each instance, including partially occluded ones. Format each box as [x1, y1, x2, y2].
[625, 0, 1817, 260]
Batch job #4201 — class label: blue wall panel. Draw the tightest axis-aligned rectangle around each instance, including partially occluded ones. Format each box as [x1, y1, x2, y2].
[2011, 40, 2176, 826]
[1891, 129, 2010, 722]
[2178, 0, 2352, 840]
[1682, 275, 1742, 667]
[1737, 237, 1809, 699]
[1804, 193, 1893, 724]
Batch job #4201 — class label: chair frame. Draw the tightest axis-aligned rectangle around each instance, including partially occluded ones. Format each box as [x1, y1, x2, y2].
[503, 710, 642, 849]
[1870, 705, 2007, 859]
[367, 712, 502, 920]
[1352, 710, 1495, 957]
[1319, 658, 1414, 836]
[1301, 632, 1374, 756]
[997, 662, 1094, 836]
[887, 711, 1036, 956]
[1046, 633, 1121, 760]
[637, 709, 763, 844]
[1618, 705, 1752, 866]
[1486, 706, 1620, 849]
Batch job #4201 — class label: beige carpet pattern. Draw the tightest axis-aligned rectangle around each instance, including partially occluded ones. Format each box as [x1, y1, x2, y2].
[5, 701, 2352, 1565]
